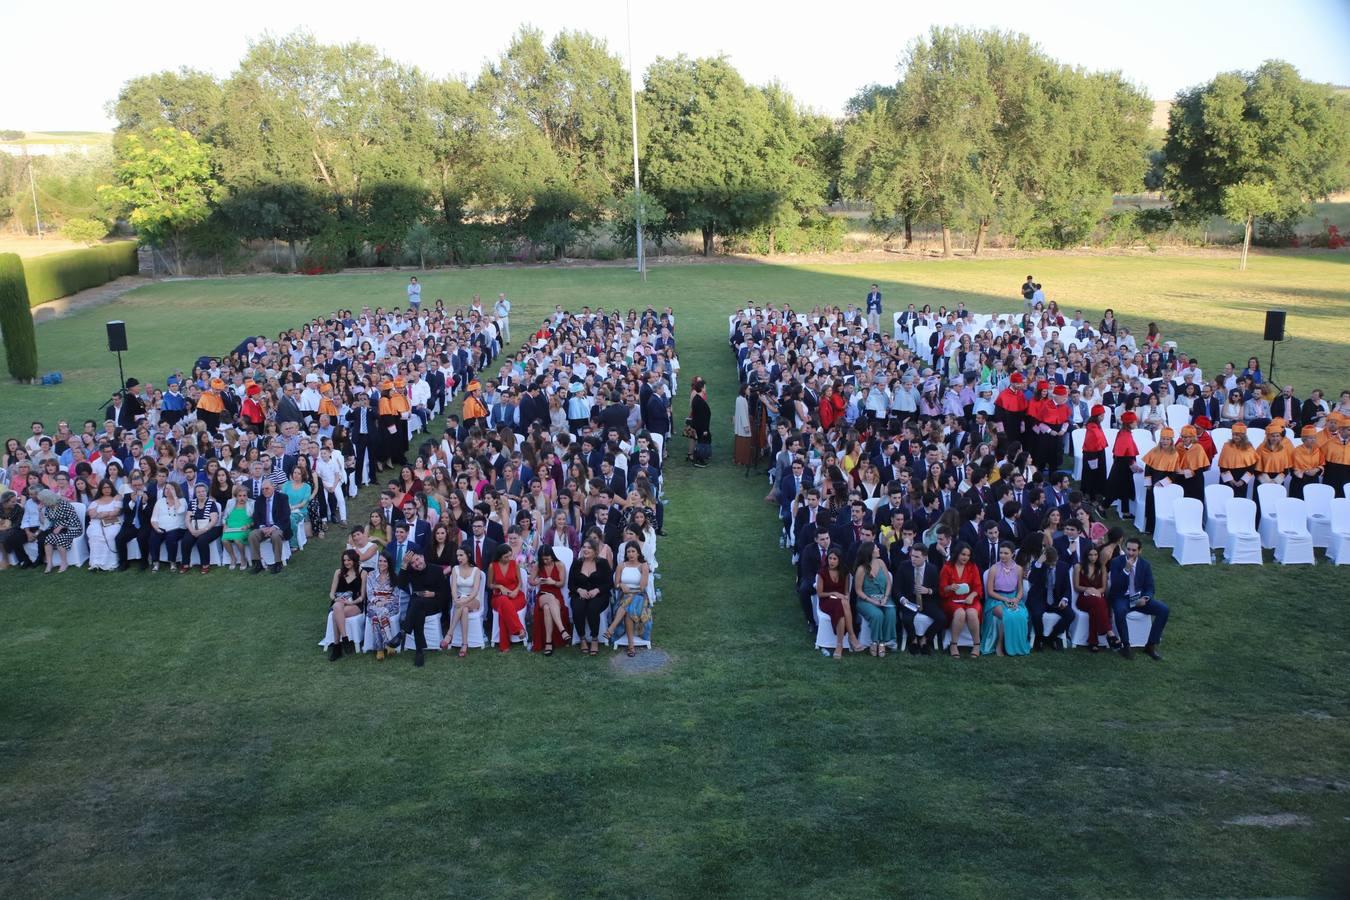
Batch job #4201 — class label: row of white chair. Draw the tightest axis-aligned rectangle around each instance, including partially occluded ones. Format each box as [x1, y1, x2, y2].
[1155, 482, 1346, 566]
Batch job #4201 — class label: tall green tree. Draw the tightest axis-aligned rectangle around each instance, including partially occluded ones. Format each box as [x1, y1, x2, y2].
[641, 56, 816, 255]
[101, 127, 222, 274]
[110, 68, 223, 148]
[1163, 61, 1350, 227]
[0, 253, 38, 381]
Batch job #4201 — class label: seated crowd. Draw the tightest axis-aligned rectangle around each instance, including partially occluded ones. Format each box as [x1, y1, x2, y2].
[0, 292, 679, 667]
[730, 278, 1350, 660]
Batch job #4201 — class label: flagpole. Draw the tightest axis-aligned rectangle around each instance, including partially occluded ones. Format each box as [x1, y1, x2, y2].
[626, 0, 646, 282]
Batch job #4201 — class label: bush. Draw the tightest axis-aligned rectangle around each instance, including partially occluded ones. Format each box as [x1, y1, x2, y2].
[21, 241, 138, 306]
[0, 253, 38, 380]
[728, 214, 848, 255]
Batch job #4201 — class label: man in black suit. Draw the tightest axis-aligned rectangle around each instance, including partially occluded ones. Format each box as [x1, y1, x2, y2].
[927, 526, 956, 569]
[998, 500, 1026, 545]
[248, 481, 292, 573]
[115, 472, 155, 570]
[895, 543, 947, 654]
[465, 516, 499, 573]
[345, 392, 378, 486]
[830, 501, 872, 553]
[598, 458, 626, 498]
[588, 502, 623, 554]
[398, 500, 431, 548]
[1026, 546, 1073, 650]
[796, 528, 832, 630]
[394, 548, 450, 667]
[1053, 520, 1088, 569]
[792, 488, 827, 554]
[971, 520, 1005, 573]
[642, 377, 672, 437]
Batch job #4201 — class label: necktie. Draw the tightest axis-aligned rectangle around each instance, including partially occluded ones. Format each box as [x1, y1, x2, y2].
[475, 540, 482, 567]
[990, 541, 997, 563]
[395, 542, 403, 573]
[264, 498, 272, 527]
[1126, 565, 1136, 595]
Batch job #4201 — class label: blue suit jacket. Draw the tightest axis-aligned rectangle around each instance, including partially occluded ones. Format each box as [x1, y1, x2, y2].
[1107, 555, 1155, 604]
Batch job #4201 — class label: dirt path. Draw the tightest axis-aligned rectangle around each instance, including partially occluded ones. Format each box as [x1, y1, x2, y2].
[30, 276, 155, 324]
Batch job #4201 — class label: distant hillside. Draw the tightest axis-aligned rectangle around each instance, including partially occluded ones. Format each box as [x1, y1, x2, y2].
[0, 131, 110, 157]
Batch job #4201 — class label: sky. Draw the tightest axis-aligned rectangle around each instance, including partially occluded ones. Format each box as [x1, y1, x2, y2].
[4, 0, 1349, 132]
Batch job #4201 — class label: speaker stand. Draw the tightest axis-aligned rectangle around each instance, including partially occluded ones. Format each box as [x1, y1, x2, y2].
[1269, 341, 1277, 387]
[115, 349, 126, 405]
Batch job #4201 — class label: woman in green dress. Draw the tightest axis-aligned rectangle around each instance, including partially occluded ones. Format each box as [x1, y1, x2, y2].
[981, 543, 1030, 656]
[221, 484, 253, 570]
[282, 467, 313, 550]
[852, 541, 896, 657]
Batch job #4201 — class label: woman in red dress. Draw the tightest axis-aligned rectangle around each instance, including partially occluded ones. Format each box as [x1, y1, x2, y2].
[488, 544, 527, 652]
[1072, 544, 1119, 652]
[816, 547, 863, 658]
[530, 544, 571, 655]
[939, 543, 984, 658]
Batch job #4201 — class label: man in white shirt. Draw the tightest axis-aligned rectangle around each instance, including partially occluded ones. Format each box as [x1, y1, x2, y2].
[494, 293, 512, 344]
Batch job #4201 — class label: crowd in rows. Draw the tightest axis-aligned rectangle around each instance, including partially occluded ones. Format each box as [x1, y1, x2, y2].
[730, 278, 1350, 659]
[0, 284, 687, 666]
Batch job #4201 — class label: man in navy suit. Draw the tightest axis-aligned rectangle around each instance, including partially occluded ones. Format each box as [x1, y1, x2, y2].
[248, 481, 292, 574]
[865, 283, 883, 336]
[894, 543, 947, 654]
[115, 472, 156, 570]
[1027, 546, 1074, 650]
[797, 528, 832, 630]
[1107, 537, 1169, 660]
[1053, 520, 1088, 569]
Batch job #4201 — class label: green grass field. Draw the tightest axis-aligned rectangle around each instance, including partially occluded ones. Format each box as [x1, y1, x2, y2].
[3, 254, 1349, 898]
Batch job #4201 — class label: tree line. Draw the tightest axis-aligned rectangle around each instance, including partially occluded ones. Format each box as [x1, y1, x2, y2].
[8, 26, 1348, 269]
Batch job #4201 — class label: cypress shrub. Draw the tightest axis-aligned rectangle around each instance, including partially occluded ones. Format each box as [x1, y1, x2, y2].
[21, 241, 139, 306]
[0, 253, 38, 381]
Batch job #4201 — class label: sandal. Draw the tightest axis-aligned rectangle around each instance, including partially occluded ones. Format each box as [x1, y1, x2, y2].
[559, 630, 571, 643]
[950, 647, 960, 658]
[458, 647, 467, 658]
[626, 648, 635, 657]
[833, 647, 843, 659]
[971, 649, 981, 658]
[879, 644, 887, 658]
[544, 643, 553, 656]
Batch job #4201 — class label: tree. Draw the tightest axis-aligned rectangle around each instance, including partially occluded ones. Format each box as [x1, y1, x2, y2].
[1163, 61, 1350, 228]
[642, 56, 813, 255]
[1221, 180, 1279, 270]
[110, 68, 223, 148]
[0, 253, 38, 381]
[403, 222, 441, 268]
[609, 189, 672, 255]
[221, 182, 327, 270]
[101, 127, 222, 274]
[61, 217, 109, 246]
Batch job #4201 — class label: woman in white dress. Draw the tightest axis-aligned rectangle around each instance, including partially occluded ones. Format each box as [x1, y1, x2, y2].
[85, 478, 123, 571]
[438, 545, 483, 658]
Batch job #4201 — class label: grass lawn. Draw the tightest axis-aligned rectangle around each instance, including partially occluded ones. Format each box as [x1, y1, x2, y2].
[3, 254, 1349, 898]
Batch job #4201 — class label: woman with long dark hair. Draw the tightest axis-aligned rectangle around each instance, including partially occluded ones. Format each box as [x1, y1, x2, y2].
[688, 376, 712, 468]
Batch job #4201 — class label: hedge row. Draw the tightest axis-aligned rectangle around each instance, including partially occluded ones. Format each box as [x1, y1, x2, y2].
[21, 241, 139, 307]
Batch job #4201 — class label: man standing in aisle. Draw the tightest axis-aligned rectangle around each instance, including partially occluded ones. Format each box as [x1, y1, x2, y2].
[494, 292, 512, 345]
[865, 283, 883, 338]
[407, 276, 421, 314]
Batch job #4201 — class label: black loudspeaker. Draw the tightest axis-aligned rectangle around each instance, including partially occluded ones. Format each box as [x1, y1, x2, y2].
[1263, 310, 1286, 343]
[106, 320, 128, 352]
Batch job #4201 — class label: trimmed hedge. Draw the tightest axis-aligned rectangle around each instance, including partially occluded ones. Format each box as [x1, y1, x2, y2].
[0, 253, 39, 380]
[21, 241, 139, 307]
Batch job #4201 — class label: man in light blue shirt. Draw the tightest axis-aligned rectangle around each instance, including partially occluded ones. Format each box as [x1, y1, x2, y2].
[406, 276, 421, 313]
[494, 293, 512, 344]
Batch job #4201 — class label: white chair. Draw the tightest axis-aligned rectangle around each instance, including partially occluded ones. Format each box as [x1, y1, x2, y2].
[1152, 484, 1184, 549]
[650, 432, 665, 460]
[1041, 611, 1070, 649]
[1132, 472, 1149, 532]
[1165, 404, 1191, 432]
[813, 595, 856, 654]
[1209, 427, 1232, 448]
[1070, 429, 1086, 480]
[1326, 498, 1350, 565]
[1124, 611, 1154, 647]
[1223, 498, 1264, 564]
[1204, 483, 1234, 550]
[948, 620, 976, 648]
[490, 604, 529, 649]
[1256, 482, 1287, 549]
[900, 611, 940, 653]
[1070, 608, 1108, 648]
[450, 582, 488, 650]
[1303, 484, 1335, 549]
[1171, 498, 1211, 566]
[403, 611, 445, 652]
[67, 502, 89, 567]
[864, 497, 883, 514]
[1274, 497, 1315, 565]
[319, 612, 367, 653]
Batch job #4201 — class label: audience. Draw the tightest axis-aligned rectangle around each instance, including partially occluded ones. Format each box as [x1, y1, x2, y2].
[729, 289, 1345, 662]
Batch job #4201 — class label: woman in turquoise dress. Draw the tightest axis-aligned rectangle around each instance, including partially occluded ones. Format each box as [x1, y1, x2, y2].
[852, 541, 896, 657]
[982, 543, 1030, 656]
[282, 467, 313, 550]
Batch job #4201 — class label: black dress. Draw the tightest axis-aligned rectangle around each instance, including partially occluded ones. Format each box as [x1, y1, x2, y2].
[690, 393, 712, 461]
[567, 558, 613, 640]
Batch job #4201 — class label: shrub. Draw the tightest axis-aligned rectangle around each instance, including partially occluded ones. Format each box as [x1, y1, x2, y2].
[21, 242, 138, 306]
[0, 253, 38, 380]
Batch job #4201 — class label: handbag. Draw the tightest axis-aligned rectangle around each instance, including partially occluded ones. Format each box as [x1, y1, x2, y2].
[682, 417, 698, 440]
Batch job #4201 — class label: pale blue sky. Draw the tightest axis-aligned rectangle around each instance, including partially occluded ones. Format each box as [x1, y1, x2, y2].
[4, 0, 1348, 131]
